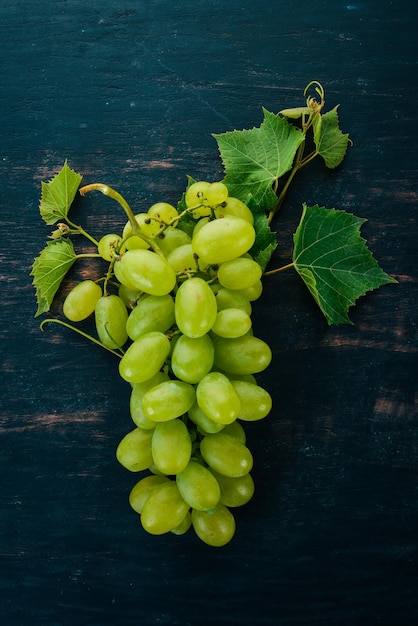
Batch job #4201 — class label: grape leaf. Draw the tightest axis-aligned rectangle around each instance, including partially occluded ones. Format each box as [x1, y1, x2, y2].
[31, 238, 77, 316]
[244, 194, 277, 270]
[40, 161, 82, 224]
[213, 109, 304, 210]
[251, 211, 277, 270]
[314, 106, 350, 169]
[293, 204, 397, 325]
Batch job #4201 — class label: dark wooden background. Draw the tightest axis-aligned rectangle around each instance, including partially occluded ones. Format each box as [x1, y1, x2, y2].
[1, 1, 417, 624]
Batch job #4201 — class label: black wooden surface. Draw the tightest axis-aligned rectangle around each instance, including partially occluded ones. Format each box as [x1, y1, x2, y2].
[1, 1, 417, 625]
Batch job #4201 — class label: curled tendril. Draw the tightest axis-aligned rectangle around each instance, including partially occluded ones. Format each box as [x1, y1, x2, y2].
[39, 318, 123, 358]
[304, 80, 325, 109]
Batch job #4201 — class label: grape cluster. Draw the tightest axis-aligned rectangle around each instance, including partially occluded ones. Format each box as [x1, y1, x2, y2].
[62, 181, 272, 547]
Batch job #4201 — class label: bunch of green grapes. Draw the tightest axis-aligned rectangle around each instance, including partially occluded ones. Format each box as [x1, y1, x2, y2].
[62, 181, 272, 547]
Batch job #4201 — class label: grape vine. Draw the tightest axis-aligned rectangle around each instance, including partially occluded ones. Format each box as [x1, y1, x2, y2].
[31, 82, 395, 547]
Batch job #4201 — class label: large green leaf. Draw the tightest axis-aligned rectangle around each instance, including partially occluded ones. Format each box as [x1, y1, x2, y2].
[293, 204, 397, 325]
[314, 106, 351, 169]
[39, 161, 82, 224]
[213, 109, 304, 210]
[31, 238, 77, 316]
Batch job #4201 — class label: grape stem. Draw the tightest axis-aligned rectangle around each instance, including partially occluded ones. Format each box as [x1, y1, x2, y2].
[263, 262, 294, 276]
[79, 183, 166, 257]
[268, 81, 326, 224]
[64, 219, 100, 246]
[80, 183, 139, 232]
[268, 142, 305, 224]
[40, 319, 123, 358]
[75, 253, 102, 259]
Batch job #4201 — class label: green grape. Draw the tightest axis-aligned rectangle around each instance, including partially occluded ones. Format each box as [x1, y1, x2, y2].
[126, 294, 175, 341]
[141, 380, 195, 422]
[114, 249, 176, 296]
[148, 463, 167, 476]
[192, 216, 256, 265]
[119, 331, 171, 384]
[205, 181, 228, 206]
[225, 372, 258, 384]
[191, 504, 235, 547]
[230, 380, 272, 421]
[118, 284, 140, 308]
[176, 461, 221, 511]
[191, 216, 211, 238]
[97, 233, 122, 261]
[174, 277, 217, 338]
[113, 257, 137, 290]
[235, 279, 263, 301]
[122, 216, 150, 250]
[171, 511, 192, 535]
[130, 410, 156, 431]
[215, 287, 252, 315]
[214, 196, 254, 225]
[94, 294, 128, 349]
[200, 432, 253, 477]
[157, 227, 191, 256]
[221, 420, 246, 444]
[63, 280, 102, 322]
[211, 308, 252, 338]
[146, 203, 172, 222]
[166, 244, 198, 274]
[192, 206, 212, 219]
[129, 474, 170, 514]
[140, 480, 190, 535]
[148, 201, 179, 225]
[187, 401, 225, 434]
[171, 334, 214, 384]
[151, 419, 192, 474]
[130, 371, 169, 429]
[217, 257, 262, 290]
[134, 211, 163, 237]
[196, 372, 241, 425]
[116, 427, 154, 472]
[209, 470, 255, 508]
[212, 334, 272, 375]
[185, 181, 210, 209]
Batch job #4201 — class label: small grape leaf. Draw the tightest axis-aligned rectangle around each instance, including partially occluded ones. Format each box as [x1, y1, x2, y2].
[40, 160, 82, 225]
[252, 211, 277, 271]
[213, 109, 304, 210]
[244, 194, 277, 270]
[293, 204, 397, 325]
[31, 238, 77, 316]
[314, 106, 351, 169]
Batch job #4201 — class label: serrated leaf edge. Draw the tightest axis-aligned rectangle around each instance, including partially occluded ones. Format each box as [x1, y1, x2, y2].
[31, 238, 77, 316]
[39, 160, 83, 225]
[293, 204, 396, 324]
[314, 106, 351, 169]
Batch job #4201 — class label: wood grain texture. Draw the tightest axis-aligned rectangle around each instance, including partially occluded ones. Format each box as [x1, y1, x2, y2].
[0, 1, 417, 624]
